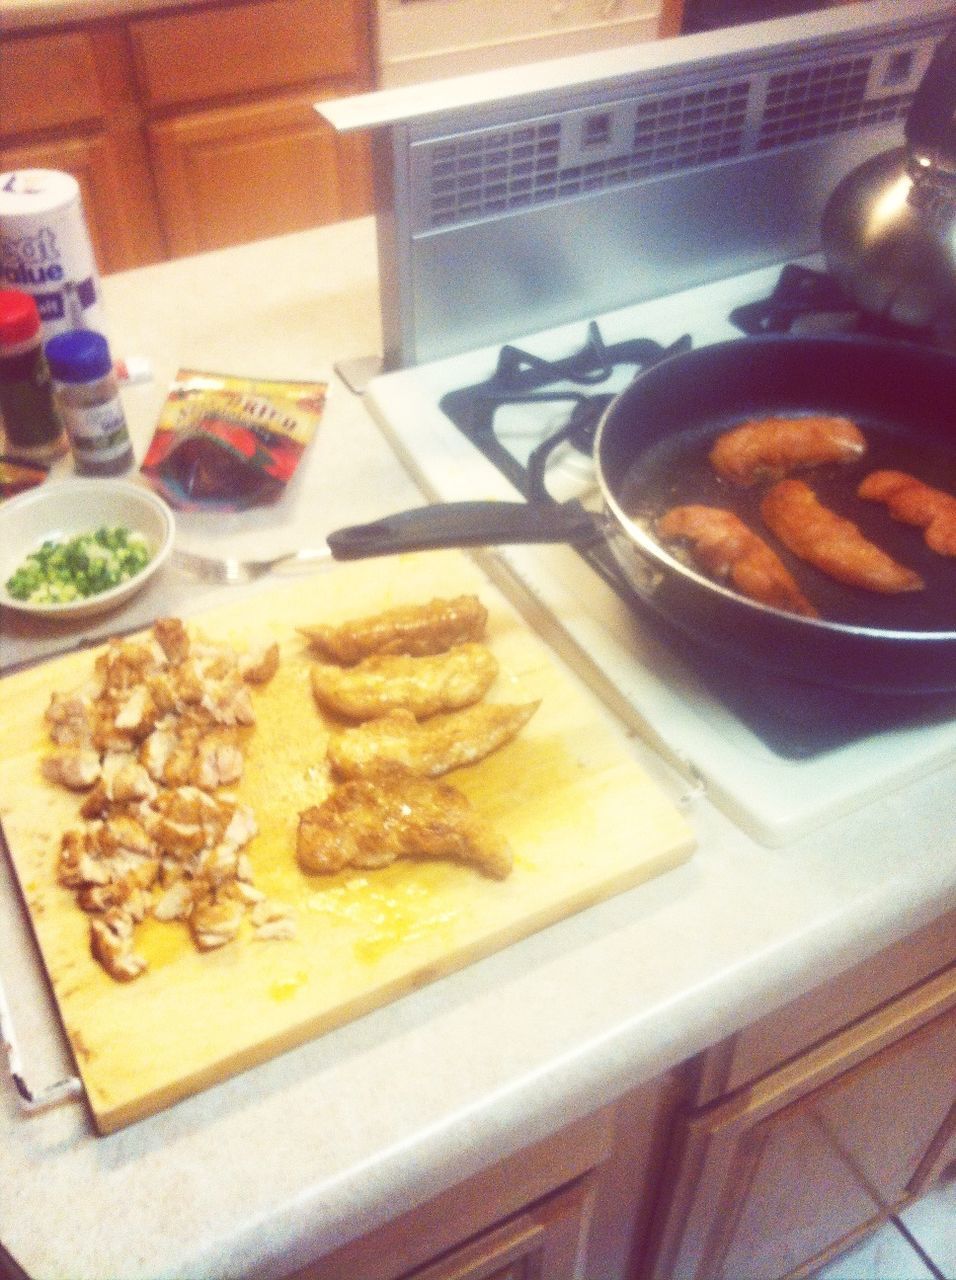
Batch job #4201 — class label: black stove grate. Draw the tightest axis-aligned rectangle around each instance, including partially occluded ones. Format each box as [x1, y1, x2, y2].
[729, 262, 956, 349]
[439, 323, 687, 501]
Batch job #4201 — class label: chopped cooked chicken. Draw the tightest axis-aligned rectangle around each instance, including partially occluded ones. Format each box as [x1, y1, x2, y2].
[190, 886, 246, 950]
[191, 736, 244, 789]
[89, 910, 147, 982]
[98, 813, 155, 860]
[58, 827, 110, 888]
[309, 643, 499, 721]
[327, 701, 540, 780]
[113, 684, 158, 737]
[857, 470, 956, 557]
[239, 642, 280, 684]
[152, 878, 194, 922]
[45, 691, 95, 748]
[656, 505, 818, 618]
[153, 616, 190, 665]
[42, 619, 284, 980]
[200, 675, 255, 726]
[761, 480, 925, 593]
[101, 753, 157, 804]
[139, 727, 177, 782]
[710, 415, 866, 486]
[42, 747, 102, 791]
[297, 770, 512, 879]
[299, 595, 488, 663]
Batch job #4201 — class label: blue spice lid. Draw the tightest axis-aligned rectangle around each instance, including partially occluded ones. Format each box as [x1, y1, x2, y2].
[45, 329, 113, 383]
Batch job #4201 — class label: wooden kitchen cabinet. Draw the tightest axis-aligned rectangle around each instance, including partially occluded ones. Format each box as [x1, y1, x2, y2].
[407, 1175, 597, 1280]
[637, 915, 956, 1280]
[288, 912, 956, 1280]
[0, 0, 373, 271]
[293, 1107, 616, 1280]
[0, 24, 165, 271]
[132, 0, 372, 256]
[148, 91, 371, 256]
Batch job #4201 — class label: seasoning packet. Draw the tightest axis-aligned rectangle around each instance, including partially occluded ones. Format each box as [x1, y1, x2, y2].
[140, 369, 327, 510]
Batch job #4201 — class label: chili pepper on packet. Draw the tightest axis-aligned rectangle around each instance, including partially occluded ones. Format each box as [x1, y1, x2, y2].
[141, 369, 327, 510]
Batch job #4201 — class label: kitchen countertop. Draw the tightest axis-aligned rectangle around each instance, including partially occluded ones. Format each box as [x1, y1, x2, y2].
[1, 217, 955, 1280]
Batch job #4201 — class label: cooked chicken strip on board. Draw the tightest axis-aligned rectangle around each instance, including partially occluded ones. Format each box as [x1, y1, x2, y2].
[327, 701, 540, 780]
[857, 470, 956, 557]
[297, 771, 512, 879]
[656, 505, 818, 618]
[709, 415, 866, 486]
[310, 643, 499, 720]
[299, 595, 488, 663]
[761, 479, 924, 594]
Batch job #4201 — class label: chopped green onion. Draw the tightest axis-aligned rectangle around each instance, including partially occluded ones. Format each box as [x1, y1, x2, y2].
[5, 526, 152, 604]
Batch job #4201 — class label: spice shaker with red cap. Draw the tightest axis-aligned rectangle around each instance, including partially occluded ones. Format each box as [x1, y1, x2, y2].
[0, 288, 68, 463]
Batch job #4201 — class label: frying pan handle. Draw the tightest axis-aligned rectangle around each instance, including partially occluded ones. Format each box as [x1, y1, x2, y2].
[328, 500, 603, 560]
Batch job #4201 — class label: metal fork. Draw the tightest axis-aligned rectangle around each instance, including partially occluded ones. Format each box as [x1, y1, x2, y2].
[172, 545, 332, 585]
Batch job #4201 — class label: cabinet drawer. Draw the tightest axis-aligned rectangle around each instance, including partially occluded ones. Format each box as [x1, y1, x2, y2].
[695, 907, 956, 1103]
[130, 0, 367, 109]
[0, 31, 104, 135]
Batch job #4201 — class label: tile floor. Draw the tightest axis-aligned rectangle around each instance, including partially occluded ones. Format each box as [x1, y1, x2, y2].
[811, 1167, 956, 1280]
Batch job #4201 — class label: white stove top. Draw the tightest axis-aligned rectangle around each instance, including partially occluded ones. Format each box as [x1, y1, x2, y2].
[363, 264, 956, 846]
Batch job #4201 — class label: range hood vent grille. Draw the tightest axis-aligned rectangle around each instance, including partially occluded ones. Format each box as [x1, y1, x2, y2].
[417, 47, 914, 233]
[358, 1, 956, 367]
[758, 56, 910, 149]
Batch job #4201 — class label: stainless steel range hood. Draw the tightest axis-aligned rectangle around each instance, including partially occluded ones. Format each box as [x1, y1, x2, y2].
[321, 0, 956, 369]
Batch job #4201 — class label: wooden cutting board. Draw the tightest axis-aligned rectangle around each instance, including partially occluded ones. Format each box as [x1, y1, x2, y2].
[0, 549, 695, 1133]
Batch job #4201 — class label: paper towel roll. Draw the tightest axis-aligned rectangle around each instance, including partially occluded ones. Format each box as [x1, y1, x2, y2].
[0, 169, 108, 344]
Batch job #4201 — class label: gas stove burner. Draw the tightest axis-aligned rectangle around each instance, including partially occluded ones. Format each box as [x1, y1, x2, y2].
[729, 264, 857, 335]
[493, 320, 617, 389]
[439, 325, 689, 500]
[490, 321, 685, 394]
[526, 393, 615, 500]
[730, 262, 956, 347]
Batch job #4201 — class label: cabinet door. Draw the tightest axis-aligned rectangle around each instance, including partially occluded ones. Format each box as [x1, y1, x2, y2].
[0, 25, 165, 272]
[148, 92, 371, 257]
[410, 1174, 596, 1280]
[645, 966, 956, 1280]
[0, 131, 165, 274]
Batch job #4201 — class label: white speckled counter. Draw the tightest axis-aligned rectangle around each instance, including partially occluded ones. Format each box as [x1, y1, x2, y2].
[1, 219, 955, 1280]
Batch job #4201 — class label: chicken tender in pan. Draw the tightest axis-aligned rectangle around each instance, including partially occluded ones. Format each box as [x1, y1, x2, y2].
[709, 415, 866, 486]
[327, 701, 540, 780]
[761, 479, 924, 594]
[657, 505, 818, 618]
[310, 643, 499, 721]
[857, 470, 956, 557]
[299, 595, 488, 664]
[297, 770, 512, 880]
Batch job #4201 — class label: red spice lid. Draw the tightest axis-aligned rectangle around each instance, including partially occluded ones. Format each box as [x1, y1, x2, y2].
[0, 289, 41, 348]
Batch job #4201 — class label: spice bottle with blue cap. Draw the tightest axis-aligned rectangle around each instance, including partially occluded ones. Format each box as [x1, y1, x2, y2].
[45, 329, 134, 475]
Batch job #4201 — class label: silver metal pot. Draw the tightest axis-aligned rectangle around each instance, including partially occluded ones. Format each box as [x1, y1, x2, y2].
[821, 26, 956, 330]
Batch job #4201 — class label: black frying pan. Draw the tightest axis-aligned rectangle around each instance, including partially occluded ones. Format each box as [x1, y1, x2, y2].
[330, 335, 956, 695]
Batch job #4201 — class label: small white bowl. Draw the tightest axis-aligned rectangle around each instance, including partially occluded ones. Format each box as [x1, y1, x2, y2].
[0, 478, 175, 621]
